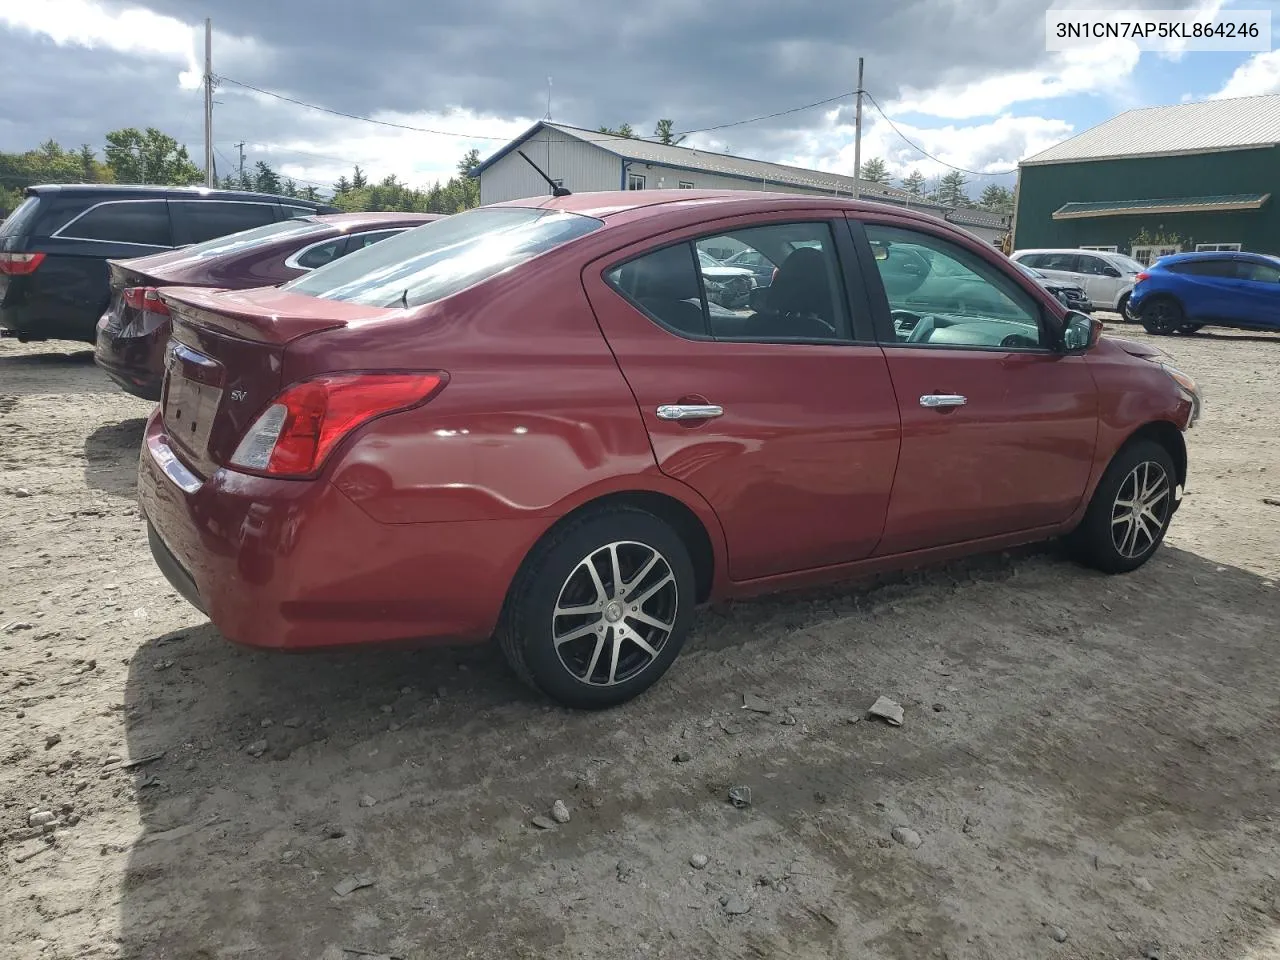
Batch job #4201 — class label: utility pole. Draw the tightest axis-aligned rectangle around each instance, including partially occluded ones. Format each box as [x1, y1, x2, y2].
[545, 77, 552, 121]
[235, 141, 245, 183]
[852, 57, 864, 201]
[203, 18, 214, 187]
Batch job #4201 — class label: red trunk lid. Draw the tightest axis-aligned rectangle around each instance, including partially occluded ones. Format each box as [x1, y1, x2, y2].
[156, 286, 392, 478]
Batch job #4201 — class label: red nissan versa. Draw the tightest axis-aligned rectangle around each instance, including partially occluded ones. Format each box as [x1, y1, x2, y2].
[137, 191, 1201, 709]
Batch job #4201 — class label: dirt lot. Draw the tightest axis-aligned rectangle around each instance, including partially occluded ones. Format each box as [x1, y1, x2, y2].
[1, 322, 1278, 960]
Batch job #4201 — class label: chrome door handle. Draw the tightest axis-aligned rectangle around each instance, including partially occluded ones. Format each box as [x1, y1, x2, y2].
[656, 404, 724, 421]
[919, 394, 967, 408]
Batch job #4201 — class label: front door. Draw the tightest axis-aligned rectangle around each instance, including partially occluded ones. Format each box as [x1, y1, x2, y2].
[854, 218, 1099, 555]
[582, 214, 902, 582]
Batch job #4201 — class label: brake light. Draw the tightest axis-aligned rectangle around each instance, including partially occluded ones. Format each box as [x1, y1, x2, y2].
[229, 372, 447, 478]
[0, 252, 45, 275]
[1135, 272, 1150, 283]
[122, 286, 171, 316]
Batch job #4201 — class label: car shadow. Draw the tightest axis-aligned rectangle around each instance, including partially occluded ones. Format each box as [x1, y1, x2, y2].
[111, 545, 1280, 958]
[83, 418, 148, 497]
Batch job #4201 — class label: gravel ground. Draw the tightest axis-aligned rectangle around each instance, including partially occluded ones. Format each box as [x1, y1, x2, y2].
[1, 321, 1278, 960]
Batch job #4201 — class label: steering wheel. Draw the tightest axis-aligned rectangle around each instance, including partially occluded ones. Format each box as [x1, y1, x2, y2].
[906, 314, 937, 343]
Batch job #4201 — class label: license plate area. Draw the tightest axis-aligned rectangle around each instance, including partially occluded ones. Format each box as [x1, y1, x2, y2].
[162, 342, 225, 459]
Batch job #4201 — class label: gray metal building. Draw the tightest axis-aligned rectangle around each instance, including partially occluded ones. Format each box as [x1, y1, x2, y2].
[471, 122, 1010, 244]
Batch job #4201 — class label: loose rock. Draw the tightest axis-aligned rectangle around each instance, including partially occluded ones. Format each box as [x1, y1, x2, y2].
[28, 811, 56, 828]
[332, 874, 376, 897]
[551, 800, 570, 824]
[1132, 876, 1155, 893]
[868, 696, 904, 726]
[723, 895, 751, 916]
[44, 734, 61, 750]
[1050, 927, 1068, 943]
[689, 853, 709, 870]
[727, 785, 752, 808]
[359, 795, 378, 808]
[282, 717, 302, 728]
[530, 815, 556, 830]
[891, 826, 922, 849]
[245, 740, 267, 758]
[1140, 942, 1163, 960]
[742, 693, 773, 713]
[672, 751, 692, 763]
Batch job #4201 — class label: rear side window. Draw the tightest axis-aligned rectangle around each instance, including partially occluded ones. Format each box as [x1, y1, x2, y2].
[1166, 259, 1237, 278]
[348, 228, 406, 251]
[56, 200, 171, 246]
[1036, 253, 1079, 272]
[171, 201, 280, 246]
[175, 218, 326, 259]
[284, 207, 603, 308]
[0, 196, 40, 239]
[293, 238, 346, 269]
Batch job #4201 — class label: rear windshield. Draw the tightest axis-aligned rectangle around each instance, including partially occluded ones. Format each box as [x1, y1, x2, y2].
[282, 206, 604, 308]
[174, 217, 327, 258]
[0, 196, 40, 239]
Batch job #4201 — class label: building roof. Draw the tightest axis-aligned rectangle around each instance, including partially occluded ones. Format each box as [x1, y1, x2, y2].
[1051, 193, 1271, 220]
[1021, 94, 1280, 166]
[471, 121, 913, 202]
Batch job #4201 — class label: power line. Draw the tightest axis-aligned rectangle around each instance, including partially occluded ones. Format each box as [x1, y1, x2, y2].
[215, 73, 858, 146]
[863, 91, 1018, 178]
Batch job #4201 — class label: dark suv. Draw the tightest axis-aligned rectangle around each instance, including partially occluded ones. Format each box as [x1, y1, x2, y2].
[0, 184, 338, 343]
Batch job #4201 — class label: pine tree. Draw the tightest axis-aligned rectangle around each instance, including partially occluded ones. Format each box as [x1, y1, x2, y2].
[900, 169, 925, 197]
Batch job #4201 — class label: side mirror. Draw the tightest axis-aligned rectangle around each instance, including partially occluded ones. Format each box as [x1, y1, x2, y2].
[1061, 311, 1101, 353]
[1103, 267, 1121, 278]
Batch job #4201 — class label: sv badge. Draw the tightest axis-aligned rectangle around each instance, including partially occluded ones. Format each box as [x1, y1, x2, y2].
[230, 389, 248, 402]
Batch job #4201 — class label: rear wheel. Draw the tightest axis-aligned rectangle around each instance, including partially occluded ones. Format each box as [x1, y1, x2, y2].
[1141, 296, 1183, 335]
[1117, 292, 1133, 321]
[498, 507, 696, 709]
[1068, 440, 1177, 574]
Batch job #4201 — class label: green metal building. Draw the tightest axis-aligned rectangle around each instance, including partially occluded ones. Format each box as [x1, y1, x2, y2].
[1012, 94, 1280, 265]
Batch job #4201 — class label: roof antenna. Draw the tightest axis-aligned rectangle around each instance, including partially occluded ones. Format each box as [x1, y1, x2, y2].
[518, 149, 571, 197]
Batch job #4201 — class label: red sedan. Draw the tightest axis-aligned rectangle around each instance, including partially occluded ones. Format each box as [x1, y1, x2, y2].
[137, 191, 1201, 708]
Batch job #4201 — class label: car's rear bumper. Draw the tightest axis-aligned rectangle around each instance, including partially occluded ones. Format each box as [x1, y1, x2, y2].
[0, 297, 99, 342]
[136, 410, 543, 651]
[93, 316, 166, 401]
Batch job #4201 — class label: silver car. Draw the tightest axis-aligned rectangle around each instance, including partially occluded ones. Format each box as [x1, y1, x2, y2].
[1010, 248, 1145, 317]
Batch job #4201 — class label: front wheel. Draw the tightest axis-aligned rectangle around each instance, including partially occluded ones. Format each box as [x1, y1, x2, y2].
[498, 507, 696, 709]
[1141, 297, 1183, 335]
[1067, 440, 1177, 574]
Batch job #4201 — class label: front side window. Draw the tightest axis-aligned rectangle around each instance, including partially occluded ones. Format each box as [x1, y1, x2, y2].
[58, 200, 171, 246]
[1236, 259, 1280, 283]
[865, 223, 1047, 350]
[605, 221, 852, 342]
[284, 206, 603, 308]
[1076, 255, 1111, 276]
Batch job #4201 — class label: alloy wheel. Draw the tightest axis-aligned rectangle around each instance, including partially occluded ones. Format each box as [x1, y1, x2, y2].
[552, 541, 678, 686]
[1111, 461, 1171, 559]
[1143, 300, 1180, 334]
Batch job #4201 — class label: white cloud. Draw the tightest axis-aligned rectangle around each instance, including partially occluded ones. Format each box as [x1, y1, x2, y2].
[886, 42, 1141, 120]
[0, 0, 203, 86]
[1210, 50, 1280, 99]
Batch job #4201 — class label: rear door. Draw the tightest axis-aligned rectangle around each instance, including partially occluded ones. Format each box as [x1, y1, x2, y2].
[1225, 257, 1280, 328]
[853, 216, 1098, 554]
[582, 212, 901, 583]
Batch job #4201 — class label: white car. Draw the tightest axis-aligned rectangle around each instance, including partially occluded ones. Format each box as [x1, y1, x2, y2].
[1010, 249, 1145, 317]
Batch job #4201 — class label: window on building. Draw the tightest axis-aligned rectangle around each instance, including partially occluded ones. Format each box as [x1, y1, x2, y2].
[1080, 245, 1118, 252]
[1195, 242, 1242, 252]
[56, 200, 171, 247]
[627, 173, 646, 190]
[678, 180, 695, 189]
[1131, 245, 1182, 267]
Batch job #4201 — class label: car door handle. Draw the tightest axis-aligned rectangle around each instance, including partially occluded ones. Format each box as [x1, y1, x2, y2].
[656, 403, 724, 421]
[919, 394, 967, 408]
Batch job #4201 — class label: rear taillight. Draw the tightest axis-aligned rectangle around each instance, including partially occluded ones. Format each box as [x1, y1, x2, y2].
[0, 252, 45, 275]
[120, 286, 171, 337]
[229, 372, 447, 479]
[1135, 272, 1150, 283]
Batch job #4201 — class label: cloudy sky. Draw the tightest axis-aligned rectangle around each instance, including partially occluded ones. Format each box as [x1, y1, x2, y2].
[3, 0, 1280, 196]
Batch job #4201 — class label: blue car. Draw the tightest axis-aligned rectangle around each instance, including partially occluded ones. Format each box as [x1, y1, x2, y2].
[1129, 250, 1280, 335]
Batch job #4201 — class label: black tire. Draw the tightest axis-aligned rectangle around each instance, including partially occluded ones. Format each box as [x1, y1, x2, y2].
[1117, 292, 1133, 322]
[1141, 296, 1183, 335]
[497, 507, 696, 709]
[1179, 322, 1203, 335]
[1067, 439, 1177, 574]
